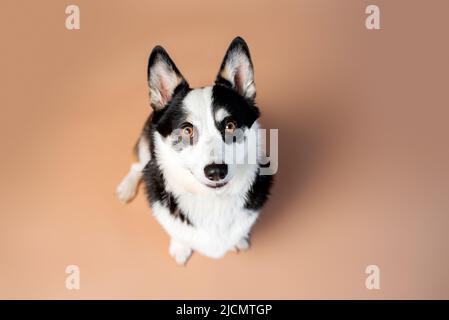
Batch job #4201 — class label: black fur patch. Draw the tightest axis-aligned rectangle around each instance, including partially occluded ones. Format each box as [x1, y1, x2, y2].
[244, 170, 274, 210]
[142, 130, 193, 226]
[211, 84, 260, 138]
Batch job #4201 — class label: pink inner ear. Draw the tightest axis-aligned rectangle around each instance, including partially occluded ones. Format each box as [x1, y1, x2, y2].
[234, 66, 243, 95]
[158, 74, 170, 105]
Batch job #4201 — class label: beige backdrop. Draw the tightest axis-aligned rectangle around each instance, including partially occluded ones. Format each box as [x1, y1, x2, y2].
[1, 0, 448, 299]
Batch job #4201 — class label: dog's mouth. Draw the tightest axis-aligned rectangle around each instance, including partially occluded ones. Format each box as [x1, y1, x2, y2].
[187, 169, 229, 189]
[205, 181, 228, 189]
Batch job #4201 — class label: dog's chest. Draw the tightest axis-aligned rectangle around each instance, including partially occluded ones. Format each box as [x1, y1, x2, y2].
[177, 193, 256, 251]
[178, 194, 245, 229]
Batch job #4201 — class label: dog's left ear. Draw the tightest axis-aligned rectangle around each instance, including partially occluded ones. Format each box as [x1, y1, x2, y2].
[216, 37, 256, 100]
[147, 45, 188, 110]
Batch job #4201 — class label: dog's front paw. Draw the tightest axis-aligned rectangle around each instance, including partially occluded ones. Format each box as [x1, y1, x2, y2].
[235, 237, 250, 252]
[116, 175, 138, 203]
[169, 239, 192, 265]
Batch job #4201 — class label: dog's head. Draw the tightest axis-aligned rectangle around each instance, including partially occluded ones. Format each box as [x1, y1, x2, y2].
[148, 37, 261, 194]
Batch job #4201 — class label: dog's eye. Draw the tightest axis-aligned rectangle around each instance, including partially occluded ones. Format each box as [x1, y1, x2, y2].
[181, 124, 194, 138]
[225, 120, 237, 134]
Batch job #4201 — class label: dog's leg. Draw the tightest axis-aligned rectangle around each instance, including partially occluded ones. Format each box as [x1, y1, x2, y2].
[116, 163, 143, 203]
[169, 239, 192, 265]
[234, 236, 250, 252]
[116, 135, 151, 203]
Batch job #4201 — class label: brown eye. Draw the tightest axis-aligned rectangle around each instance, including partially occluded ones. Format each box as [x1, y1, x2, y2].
[182, 125, 194, 138]
[225, 120, 237, 134]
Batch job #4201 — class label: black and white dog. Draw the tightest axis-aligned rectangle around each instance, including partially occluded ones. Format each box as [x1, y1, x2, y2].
[117, 37, 273, 265]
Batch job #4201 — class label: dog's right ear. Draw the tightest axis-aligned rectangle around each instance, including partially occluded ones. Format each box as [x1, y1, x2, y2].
[147, 46, 188, 110]
[216, 37, 256, 100]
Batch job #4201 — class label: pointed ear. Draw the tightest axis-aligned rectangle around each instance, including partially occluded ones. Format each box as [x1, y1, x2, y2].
[216, 37, 256, 100]
[147, 46, 188, 110]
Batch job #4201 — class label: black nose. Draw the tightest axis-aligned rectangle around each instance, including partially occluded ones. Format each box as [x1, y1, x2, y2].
[204, 163, 228, 181]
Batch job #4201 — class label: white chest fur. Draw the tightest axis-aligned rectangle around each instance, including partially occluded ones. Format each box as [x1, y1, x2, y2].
[152, 193, 258, 259]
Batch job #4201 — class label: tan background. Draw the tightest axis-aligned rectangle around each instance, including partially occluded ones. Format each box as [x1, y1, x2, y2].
[1, 0, 448, 299]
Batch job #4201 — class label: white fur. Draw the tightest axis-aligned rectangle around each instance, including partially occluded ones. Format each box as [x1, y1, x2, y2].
[215, 108, 230, 122]
[152, 200, 257, 261]
[169, 238, 192, 265]
[116, 136, 151, 203]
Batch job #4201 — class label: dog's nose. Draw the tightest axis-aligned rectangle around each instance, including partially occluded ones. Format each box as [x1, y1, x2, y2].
[204, 163, 228, 181]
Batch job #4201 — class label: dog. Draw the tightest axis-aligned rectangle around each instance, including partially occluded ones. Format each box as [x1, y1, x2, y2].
[116, 37, 273, 265]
